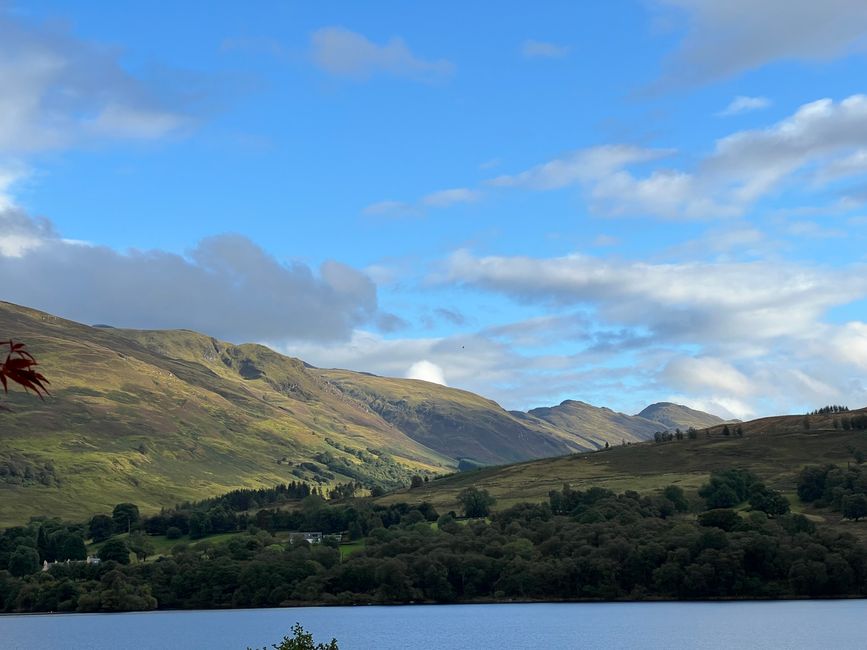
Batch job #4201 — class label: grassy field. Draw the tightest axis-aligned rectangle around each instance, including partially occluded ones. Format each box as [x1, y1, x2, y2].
[339, 540, 365, 561]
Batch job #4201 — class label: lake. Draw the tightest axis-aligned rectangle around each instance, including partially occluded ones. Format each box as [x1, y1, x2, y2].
[2, 600, 866, 649]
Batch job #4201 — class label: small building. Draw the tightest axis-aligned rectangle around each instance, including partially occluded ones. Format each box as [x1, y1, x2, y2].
[289, 531, 323, 545]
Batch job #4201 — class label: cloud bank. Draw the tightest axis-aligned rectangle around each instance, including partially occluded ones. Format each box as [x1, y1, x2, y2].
[0, 210, 377, 343]
[655, 0, 867, 85]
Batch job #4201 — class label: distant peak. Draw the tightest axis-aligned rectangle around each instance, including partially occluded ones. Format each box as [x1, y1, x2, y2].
[559, 399, 591, 407]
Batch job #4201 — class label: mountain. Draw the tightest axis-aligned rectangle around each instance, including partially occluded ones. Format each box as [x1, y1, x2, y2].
[637, 401, 728, 431]
[0, 301, 724, 525]
[525, 399, 726, 447]
[318, 370, 580, 466]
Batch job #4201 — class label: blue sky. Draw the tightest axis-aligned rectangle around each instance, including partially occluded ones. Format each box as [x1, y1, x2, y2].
[3, 1, 867, 419]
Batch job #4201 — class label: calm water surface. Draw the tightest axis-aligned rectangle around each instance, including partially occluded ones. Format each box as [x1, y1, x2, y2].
[2, 601, 865, 649]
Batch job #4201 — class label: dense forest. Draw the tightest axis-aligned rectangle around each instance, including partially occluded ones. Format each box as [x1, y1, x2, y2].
[3, 465, 867, 612]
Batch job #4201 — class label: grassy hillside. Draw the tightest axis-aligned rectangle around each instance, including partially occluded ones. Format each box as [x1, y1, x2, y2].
[0, 302, 452, 525]
[377, 408, 867, 517]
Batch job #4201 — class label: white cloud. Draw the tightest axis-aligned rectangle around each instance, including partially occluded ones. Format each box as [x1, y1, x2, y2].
[655, 0, 867, 85]
[0, 209, 379, 343]
[829, 322, 867, 370]
[664, 394, 756, 421]
[0, 162, 28, 212]
[663, 356, 755, 397]
[0, 11, 191, 153]
[443, 249, 867, 343]
[406, 360, 447, 385]
[489, 145, 671, 191]
[815, 149, 867, 184]
[438, 247, 867, 416]
[489, 95, 867, 220]
[310, 27, 453, 82]
[521, 40, 571, 59]
[717, 95, 771, 117]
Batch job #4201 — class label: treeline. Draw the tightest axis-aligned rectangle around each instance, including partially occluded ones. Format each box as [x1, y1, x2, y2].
[3, 467, 867, 612]
[175, 481, 316, 513]
[139, 480, 365, 540]
[832, 414, 867, 431]
[654, 427, 698, 443]
[653, 424, 743, 443]
[809, 405, 850, 415]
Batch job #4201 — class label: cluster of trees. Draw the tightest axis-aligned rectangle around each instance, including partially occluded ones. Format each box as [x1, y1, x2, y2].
[652, 425, 747, 444]
[720, 424, 744, 437]
[456, 487, 496, 518]
[317, 439, 432, 490]
[1, 520, 88, 578]
[653, 428, 699, 443]
[0, 451, 58, 487]
[798, 464, 867, 520]
[177, 481, 317, 513]
[697, 468, 789, 518]
[113, 480, 369, 543]
[249, 624, 338, 650]
[833, 414, 867, 431]
[4, 471, 867, 612]
[809, 405, 850, 415]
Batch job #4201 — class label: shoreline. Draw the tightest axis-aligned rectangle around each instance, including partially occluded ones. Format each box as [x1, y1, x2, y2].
[2, 594, 866, 617]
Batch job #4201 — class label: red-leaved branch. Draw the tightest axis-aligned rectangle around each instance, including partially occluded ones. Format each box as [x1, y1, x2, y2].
[1, 340, 50, 399]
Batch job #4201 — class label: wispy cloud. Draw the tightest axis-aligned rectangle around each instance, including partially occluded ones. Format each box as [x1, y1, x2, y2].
[362, 200, 419, 218]
[364, 187, 481, 216]
[421, 188, 482, 207]
[717, 95, 771, 117]
[521, 39, 571, 59]
[0, 9, 195, 153]
[489, 95, 867, 220]
[310, 26, 453, 82]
